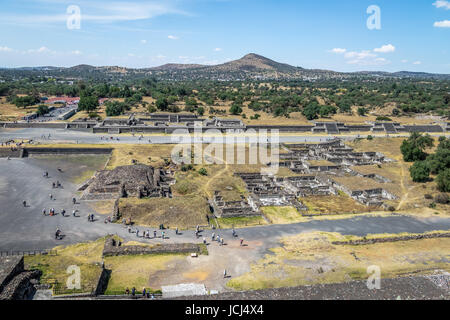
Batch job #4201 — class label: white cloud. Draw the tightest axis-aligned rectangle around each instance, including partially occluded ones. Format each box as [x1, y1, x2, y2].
[330, 46, 394, 66]
[413, 61, 422, 65]
[434, 20, 450, 27]
[156, 54, 166, 59]
[401, 59, 408, 63]
[0, 46, 13, 52]
[433, 1, 450, 10]
[140, 40, 147, 44]
[168, 35, 179, 40]
[71, 50, 82, 55]
[331, 48, 346, 54]
[373, 44, 396, 53]
[214, 48, 223, 52]
[27, 46, 54, 54]
[0, 1, 188, 26]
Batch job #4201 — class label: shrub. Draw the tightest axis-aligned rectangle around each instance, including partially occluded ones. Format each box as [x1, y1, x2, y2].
[198, 168, 208, 176]
[409, 161, 430, 182]
[437, 169, 450, 192]
[434, 193, 449, 204]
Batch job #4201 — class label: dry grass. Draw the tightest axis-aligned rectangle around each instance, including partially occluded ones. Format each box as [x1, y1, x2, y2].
[0, 97, 38, 121]
[261, 206, 304, 224]
[104, 254, 187, 293]
[227, 231, 450, 291]
[302, 194, 371, 215]
[119, 196, 210, 229]
[216, 216, 268, 229]
[24, 237, 108, 294]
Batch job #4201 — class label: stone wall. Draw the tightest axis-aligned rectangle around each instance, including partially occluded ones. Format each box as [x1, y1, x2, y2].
[332, 232, 450, 246]
[102, 237, 201, 257]
[24, 147, 113, 156]
[0, 270, 41, 300]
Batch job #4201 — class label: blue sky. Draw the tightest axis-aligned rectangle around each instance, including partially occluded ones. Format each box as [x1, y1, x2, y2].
[0, 0, 449, 73]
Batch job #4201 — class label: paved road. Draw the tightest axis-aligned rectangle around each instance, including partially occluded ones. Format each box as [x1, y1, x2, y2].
[0, 127, 412, 145]
[1, 157, 450, 252]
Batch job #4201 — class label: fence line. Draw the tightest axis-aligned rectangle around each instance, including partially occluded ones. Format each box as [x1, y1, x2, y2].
[0, 249, 57, 257]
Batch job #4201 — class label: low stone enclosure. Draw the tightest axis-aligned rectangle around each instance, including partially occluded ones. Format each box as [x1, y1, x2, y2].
[0, 256, 41, 300]
[331, 232, 450, 246]
[0, 147, 113, 158]
[102, 236, 202, 257]
[79, 164, 175, 201]
[1, 115, 447, 134]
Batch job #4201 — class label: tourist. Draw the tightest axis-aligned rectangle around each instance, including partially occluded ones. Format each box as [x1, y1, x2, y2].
[240, 239, 244, 246]
[72, 197, 76, 205]
[125, 288, 130, 295]
[23, 200, 27, 207]
[49, 194, 53, 200]
[223, 269, 227, 278]
[61, 209, 66, 217]
[211, 233, 215, 241]
[221, 238, 224, 246]
[72, 209, 76, 217]
[142, 288, 147, 298]
[42, 208, 46, 216]
[175, 227, 179, 235]
[154, 230, 157, 238]
[162, 231, 165, 240]
[203, 237, 206, 245]
[131, 287, 136, 297]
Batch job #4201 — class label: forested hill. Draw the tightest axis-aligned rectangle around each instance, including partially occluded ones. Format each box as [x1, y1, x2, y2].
[1, 53, 450, 81]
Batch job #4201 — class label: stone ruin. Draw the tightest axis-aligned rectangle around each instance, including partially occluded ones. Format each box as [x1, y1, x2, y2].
[211, 191, 260, 218]
[279, 138, 391, 174]
[0, 256, 41, 300]
[79, 164, 175, 200]
[224, 139, 400, 212]
[211, 173, 309, 218]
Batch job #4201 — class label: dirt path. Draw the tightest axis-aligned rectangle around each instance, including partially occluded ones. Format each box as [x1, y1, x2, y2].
[202, 151, 230, 199]
[397, 163, 413, 211]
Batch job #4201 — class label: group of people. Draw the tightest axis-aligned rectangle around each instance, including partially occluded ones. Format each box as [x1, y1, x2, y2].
[125, 287, 155, 299]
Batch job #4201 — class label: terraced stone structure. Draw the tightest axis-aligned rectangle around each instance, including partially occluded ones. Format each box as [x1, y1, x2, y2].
[79, 164, 174, 200]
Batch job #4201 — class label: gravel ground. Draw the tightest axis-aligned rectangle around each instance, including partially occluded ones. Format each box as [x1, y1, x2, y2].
[171, 275, 450, 300]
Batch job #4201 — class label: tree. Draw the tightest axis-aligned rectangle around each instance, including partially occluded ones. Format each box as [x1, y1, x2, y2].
[155, 98, 169, 111]
[78, 95, 99, 112]
[319, 105, 337, 118]
[436, 169, 450, 192]
[36, 105, 49, 116]
[409, 161, 430, 182]
[400, 132, 434, 162]
[197, 106, 205, 116]
[357, 107, 368, 116]
[302, 102, 320, 120]
[230, 102, 243, 115]
[105, 101, 130, 116]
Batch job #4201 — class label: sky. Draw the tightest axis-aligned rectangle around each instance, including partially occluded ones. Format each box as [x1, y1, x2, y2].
[0, 0, 449, 73]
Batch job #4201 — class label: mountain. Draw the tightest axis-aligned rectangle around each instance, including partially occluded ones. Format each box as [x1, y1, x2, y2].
[1, 54, 449, 81]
